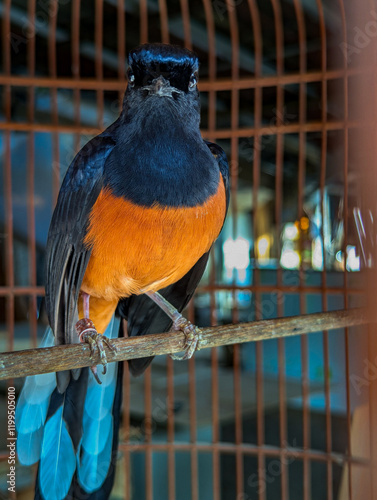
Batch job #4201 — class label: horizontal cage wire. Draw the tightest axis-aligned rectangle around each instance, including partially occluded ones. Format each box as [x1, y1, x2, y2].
[0, 1, 377, 500]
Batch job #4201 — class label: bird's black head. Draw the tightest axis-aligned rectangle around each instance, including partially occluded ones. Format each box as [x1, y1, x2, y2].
[127, 43, 199, 97]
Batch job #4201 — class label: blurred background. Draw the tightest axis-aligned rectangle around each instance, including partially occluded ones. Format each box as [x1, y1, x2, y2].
[0, 0, 377, 499]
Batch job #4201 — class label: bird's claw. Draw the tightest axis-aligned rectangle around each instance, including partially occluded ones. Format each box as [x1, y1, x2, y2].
[75, 318, 118, 384]
[169, 317, 202, 361]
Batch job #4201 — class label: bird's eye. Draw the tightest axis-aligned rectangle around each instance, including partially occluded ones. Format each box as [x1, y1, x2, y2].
[127, 69, 135, 87]
[189, 71, 198, 90]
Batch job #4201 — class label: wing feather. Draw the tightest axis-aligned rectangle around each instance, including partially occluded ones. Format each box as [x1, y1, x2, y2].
[45, 127, 117, 349]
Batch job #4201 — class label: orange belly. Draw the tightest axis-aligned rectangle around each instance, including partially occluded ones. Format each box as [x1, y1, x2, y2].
[79, 176, 226, 331]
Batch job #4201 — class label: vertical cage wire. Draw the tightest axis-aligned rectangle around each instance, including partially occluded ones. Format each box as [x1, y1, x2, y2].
[367, 2, 377, 498]
[224, 1, 243, 498]
[316, 1, 333, 497]
[2, 0, 13, 359]
[338, 2, 353, 498]
[292, 1, 311, 498]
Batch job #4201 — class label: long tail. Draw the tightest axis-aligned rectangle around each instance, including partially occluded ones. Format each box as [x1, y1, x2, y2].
[15, 329, 56, 466]
[16, 317, 123, 500]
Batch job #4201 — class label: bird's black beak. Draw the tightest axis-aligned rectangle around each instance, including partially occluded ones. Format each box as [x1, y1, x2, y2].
[152, 76, 169, 94]
[148, 76, 182, 97]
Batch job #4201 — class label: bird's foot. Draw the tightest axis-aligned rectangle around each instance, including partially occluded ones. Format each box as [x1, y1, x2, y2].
[75, 318, 117, 384]
[145, 291, 203, 361]
[169, 316, 202, 361]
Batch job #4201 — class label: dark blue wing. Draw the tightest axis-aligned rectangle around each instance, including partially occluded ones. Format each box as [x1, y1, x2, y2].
[205, 140, 230, 215]
[45, 126, 117, 351]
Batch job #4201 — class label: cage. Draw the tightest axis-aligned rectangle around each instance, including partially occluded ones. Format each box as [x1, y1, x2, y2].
[0, 0, 377, 499]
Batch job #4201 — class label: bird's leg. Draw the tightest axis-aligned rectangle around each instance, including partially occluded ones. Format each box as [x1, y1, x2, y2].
[82, 291, 90, 318]
[145, 291, 202, 361]
[75, 292, 117, 384]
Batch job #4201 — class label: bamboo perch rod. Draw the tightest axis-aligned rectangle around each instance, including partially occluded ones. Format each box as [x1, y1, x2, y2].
[0, 308, 372, 381]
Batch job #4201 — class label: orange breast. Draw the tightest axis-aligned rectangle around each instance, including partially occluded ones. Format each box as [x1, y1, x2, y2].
[81, 175, 226, 302]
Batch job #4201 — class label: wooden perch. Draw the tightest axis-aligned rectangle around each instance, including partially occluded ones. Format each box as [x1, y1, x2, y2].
[0, 308, 372, 381]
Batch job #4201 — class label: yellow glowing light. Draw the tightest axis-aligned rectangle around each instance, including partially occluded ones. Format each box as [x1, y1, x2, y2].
[256, 235, 270, 261]
[300, 216, 309, 231]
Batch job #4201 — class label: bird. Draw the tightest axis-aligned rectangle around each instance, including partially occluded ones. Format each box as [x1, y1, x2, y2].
[16, 43, 229, 500]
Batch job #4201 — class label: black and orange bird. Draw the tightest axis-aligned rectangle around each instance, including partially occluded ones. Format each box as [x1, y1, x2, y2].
[16, 43, 229, 500]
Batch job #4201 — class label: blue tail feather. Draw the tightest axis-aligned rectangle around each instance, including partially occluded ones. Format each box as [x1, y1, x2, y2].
[16, 390, 50, 434]
[16, 328, 57, 466]
[17, 317, 122, 500]
[16, 427, 45, 466]
[77, 317, 120, 494]
[39, 406, 76, 500]
[84, 364, 117, 420]
[81, 407, 113, 455]
[77, 422, 114, 492]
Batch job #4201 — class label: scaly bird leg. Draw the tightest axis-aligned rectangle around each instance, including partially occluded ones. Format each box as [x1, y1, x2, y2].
[145, 291, 202, 361]
[75, 292, 117, 384]
[82, 291, 90, 318]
